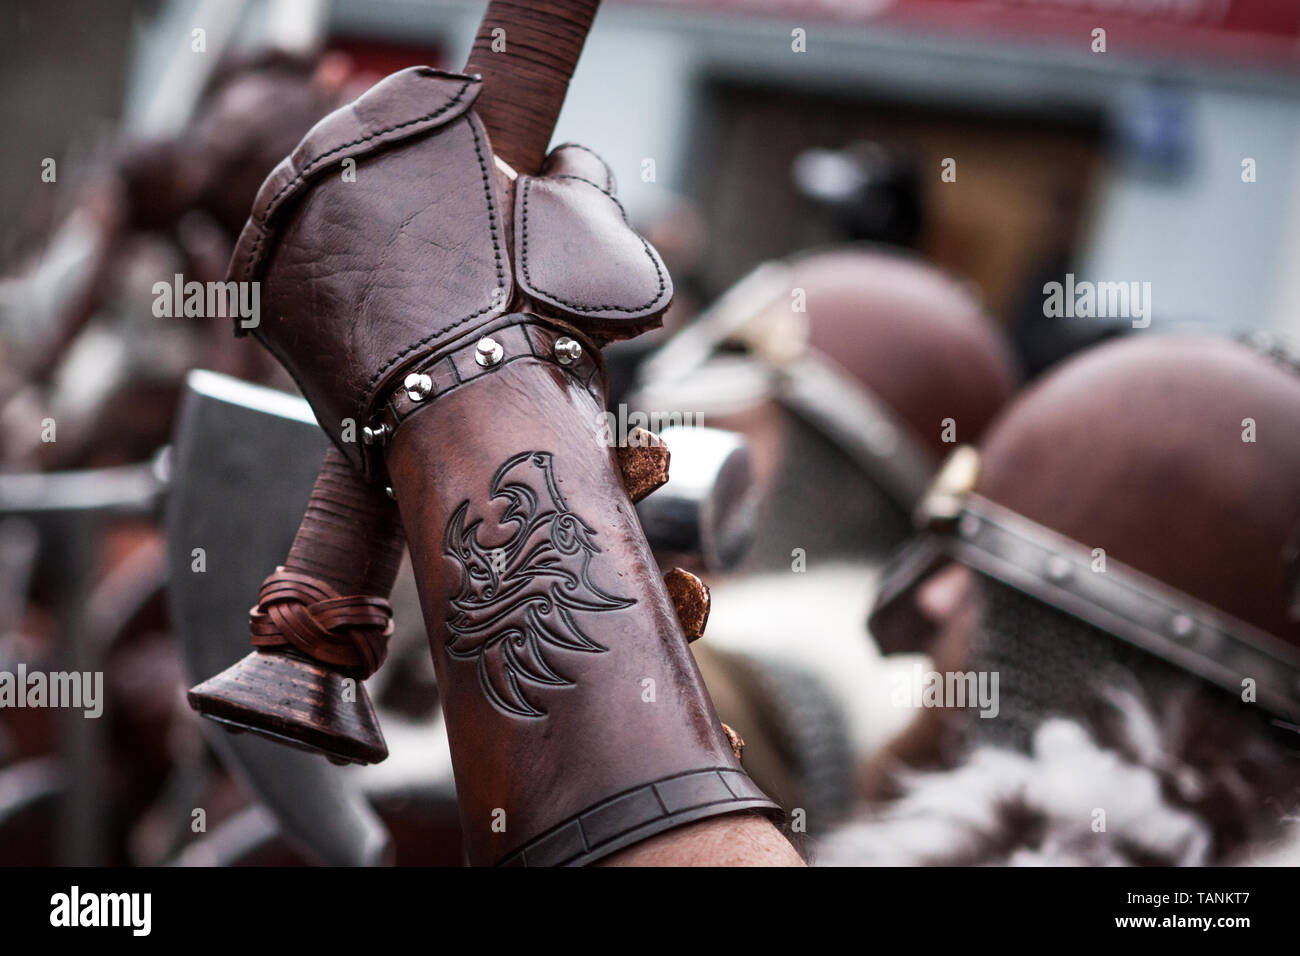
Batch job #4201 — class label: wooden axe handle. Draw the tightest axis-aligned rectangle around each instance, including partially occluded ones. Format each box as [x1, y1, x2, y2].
[465, 0, 600, 176]
[273, 0, 600, 631]
[285, 445, 405, 597]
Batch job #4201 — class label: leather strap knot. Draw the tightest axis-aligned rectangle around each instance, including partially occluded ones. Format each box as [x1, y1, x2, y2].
[249, 567, 393, 677]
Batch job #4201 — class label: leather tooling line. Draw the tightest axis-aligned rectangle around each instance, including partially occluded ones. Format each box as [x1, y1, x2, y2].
[443, 450, 634, 717]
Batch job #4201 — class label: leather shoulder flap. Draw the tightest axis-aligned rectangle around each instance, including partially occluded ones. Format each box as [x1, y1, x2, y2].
[513, 144, 673, 339]
[230, 67, 481, 288]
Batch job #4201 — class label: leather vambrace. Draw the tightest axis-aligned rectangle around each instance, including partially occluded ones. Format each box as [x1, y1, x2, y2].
[230, 67, 781, 865]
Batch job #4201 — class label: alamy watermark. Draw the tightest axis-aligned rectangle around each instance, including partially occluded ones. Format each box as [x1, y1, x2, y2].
[595, 404, 703, 447]
[50, 886, 150, 936]
[0, 665, 102, 718]
[1043, 273, 1151, 329]
[891, 663, 999, 718]
[152, 273, 259, 328]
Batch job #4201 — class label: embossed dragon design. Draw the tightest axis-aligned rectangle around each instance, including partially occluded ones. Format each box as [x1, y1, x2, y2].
[443, 450, 634, 717]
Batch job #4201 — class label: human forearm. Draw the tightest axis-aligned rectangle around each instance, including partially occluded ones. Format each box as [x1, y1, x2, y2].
[385, 318, 782, 865]
[599, 814, 805, 866]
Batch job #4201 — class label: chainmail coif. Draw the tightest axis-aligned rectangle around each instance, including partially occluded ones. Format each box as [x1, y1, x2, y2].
[955, 576, 1300, 860]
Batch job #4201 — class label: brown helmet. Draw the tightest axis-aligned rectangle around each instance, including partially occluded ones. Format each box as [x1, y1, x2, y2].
[865, 334, 1300, 861]
[633, 246, 1019, 569]
[875, 333, 1300, 721]
[796, 247, 1018, 461]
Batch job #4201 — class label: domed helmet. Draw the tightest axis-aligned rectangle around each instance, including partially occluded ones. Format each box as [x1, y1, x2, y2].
[632, 246, 1019, 570]
[868, 333, 1300, 859]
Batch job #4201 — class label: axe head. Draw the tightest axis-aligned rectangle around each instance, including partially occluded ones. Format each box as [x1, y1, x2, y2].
[189, 648, 388, 766]
[168, 369, 391, 864]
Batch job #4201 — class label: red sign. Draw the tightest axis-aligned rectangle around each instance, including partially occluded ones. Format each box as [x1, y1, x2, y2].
[629, 0, 1300, 68]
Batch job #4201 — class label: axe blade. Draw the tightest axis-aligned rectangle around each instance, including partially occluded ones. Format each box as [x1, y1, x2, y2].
[166, 369, 391, 866]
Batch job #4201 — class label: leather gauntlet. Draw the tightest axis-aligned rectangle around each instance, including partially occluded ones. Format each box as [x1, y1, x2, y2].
[231, 67, 780, 864]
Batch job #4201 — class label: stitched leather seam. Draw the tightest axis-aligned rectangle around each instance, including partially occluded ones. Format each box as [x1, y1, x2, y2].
[359, 113, 508, 425]
[518, 174, 668, 314]
[265, 78, 473, 217]
[240, 76, 475, 283]
[546, 142, 615, 191]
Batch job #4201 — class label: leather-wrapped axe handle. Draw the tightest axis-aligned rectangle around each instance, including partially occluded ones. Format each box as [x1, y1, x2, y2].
[466, 0, 599, 175]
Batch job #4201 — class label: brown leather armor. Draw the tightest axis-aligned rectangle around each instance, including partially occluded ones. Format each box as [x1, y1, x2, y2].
[229, 67, 780, 865]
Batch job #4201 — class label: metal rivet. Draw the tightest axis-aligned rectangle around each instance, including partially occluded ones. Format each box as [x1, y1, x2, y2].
[475, 336, 504, 367]
[1044, 555, 1073, 583]
[1170, 614, 1196, 640]
[957, 514, 981, 538]
[404, 372, 433, 402]
[554, 336, 583, 366]
[362, 424, 389, 446]
[385, 486, 395, 499]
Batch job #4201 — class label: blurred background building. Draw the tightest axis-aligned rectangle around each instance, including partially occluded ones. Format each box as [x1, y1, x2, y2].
[5, 0, 1300, 336]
